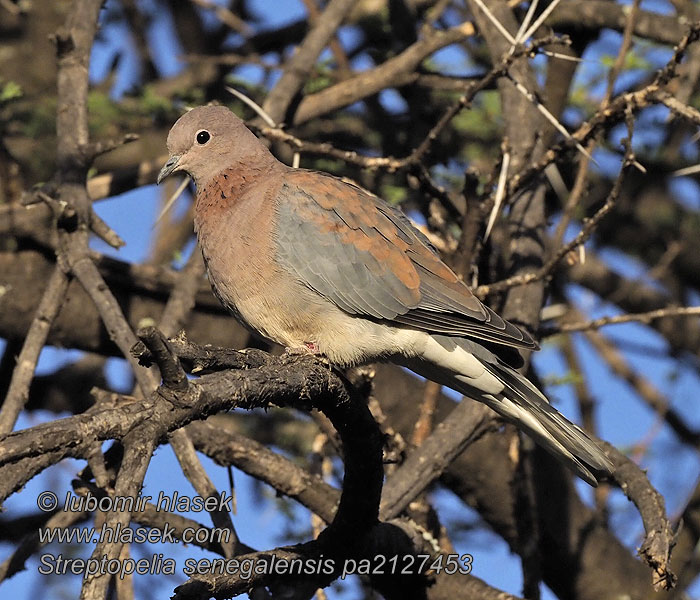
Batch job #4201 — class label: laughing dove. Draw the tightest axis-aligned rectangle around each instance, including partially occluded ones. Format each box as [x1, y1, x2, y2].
[158, 105, 614, 486]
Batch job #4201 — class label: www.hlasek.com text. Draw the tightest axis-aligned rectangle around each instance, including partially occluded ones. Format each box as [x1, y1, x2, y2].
[38, 521, 231, 546]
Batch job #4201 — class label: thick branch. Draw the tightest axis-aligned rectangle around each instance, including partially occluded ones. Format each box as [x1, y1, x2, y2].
[261, 0, 356, 125]
[290, 22, 475, 125]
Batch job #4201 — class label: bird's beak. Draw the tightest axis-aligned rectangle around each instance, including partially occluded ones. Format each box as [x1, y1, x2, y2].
[157, 154, 182, 184]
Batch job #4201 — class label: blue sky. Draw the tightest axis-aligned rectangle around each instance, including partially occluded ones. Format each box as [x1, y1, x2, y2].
[2, 1, 699, 598]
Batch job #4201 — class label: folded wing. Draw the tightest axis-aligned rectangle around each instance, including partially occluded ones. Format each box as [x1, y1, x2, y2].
[273, 169, 538, 351]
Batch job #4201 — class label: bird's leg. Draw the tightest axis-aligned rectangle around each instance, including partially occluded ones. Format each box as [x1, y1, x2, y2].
[285, 341, 320, 356]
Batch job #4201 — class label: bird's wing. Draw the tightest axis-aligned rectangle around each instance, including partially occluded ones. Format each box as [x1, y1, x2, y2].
[273, 169, 538, 350]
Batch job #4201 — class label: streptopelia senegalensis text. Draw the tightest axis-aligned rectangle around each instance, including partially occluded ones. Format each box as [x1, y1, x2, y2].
[158, 105, 614, 486]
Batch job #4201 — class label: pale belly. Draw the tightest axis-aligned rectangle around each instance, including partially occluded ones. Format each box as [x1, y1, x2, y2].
[200, 244, 426, 367]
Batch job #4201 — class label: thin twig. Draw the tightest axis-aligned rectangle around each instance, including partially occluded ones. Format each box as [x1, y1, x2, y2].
[380, 399, 494, 520]
[506, 20, 700, 199]
[89, 207, 126, 249]
[255, 36, 558, 176]
[475, 172, 620, 297]
[671, 163, 700, 177]
[658, 91, 700, 127]
[0, 505, 89, 582]
[0, 0, 21, 15]
[559, 333, 610, 517]
[548, 306, 700, 334]
[226, 87, 302, 167]
[540, 49, 583, 62]
[81, 437, 157, 599]
[604, 441, 677, 590]
[550, 0, 641, 253]
[168, 432, 239, 558]
[583, 325, 700, 448]
[290, 20, 476, 126]
[479, 92, 644, 298]
[0, 266, 69, 434]
[153, 247, 241, 558]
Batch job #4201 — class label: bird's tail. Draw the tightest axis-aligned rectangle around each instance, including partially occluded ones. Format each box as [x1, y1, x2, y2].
[401, 335, 614, 486]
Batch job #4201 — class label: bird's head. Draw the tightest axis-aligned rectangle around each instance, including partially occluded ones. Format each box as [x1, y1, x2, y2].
[158, 105, 272, 188]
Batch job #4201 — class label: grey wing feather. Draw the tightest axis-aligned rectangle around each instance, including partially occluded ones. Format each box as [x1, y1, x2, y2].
[274, 176, 538, 351]
[275, 199, 415, 320]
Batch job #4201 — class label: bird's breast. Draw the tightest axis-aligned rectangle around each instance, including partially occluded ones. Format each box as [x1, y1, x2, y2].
[194, 182, 430, 366]
[195, 189, 328, 348]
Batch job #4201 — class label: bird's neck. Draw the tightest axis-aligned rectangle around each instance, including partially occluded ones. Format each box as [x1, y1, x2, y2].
[193, 160, 281, 232]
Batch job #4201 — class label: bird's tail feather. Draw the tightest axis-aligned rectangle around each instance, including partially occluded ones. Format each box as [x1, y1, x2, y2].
[475, 359, 614, 486]
[403, 335, 614, 486]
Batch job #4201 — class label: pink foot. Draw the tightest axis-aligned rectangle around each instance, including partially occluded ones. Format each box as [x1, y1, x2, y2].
[285, 342, 320, 356]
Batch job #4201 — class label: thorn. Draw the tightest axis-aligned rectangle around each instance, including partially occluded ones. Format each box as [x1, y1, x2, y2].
[484, 151, 510, 242]
[471, 0, 516, 45]
[672, 163, 700, 177]
[540, 50, 583, 63]
[509, 77, 597, 165]
[511, 0, 539, 51]
[520, 0, 562, 41]
[544, 163, 568, 203]
[154, 176, 190, 227]
[632, 159, 647, 173]
[225, 86, 277, 128]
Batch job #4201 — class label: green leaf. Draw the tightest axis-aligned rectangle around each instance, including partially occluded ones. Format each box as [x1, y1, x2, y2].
[0, 80, 23, 103]
[380, 183, 407, 206]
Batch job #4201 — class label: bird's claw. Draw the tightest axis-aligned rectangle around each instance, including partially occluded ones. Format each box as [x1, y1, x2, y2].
[285, 342, 320, 356]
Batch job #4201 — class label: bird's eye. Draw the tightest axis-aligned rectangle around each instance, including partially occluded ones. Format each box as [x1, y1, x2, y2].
[196, 130, 211, 145]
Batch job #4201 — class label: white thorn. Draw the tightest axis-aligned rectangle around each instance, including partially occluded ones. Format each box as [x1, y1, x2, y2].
[155, 176, 190, 226]
[540, 50, 583, 63]
[225, 86, 278, 127]
[510, 77, 595, 164]
[471, 0, 516, 45]
[513, 0, 539, 48]
[671, 163, 700, 177]
[540, 303, 568, 321]
[544, 163, 568, 203]
[484, 151, 510, 242]
[632, 159, 647, 173]
[521, 0, 562, 41]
